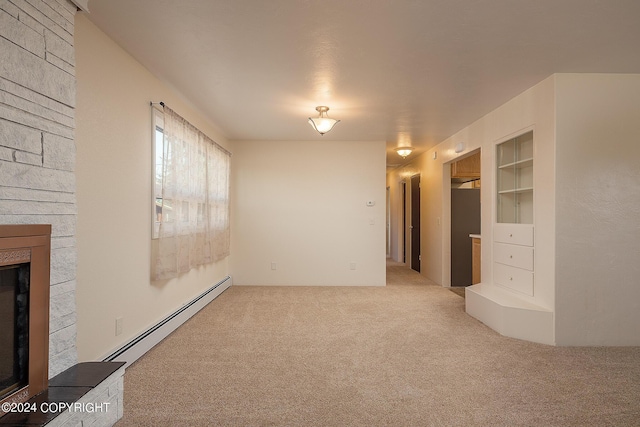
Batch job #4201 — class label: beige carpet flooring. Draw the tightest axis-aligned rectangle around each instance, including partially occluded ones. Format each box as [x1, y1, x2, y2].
[115, 261, 640, 426]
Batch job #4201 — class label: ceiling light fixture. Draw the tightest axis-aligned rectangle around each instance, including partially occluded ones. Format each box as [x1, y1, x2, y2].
[308, 106, 340, 136]
[395, 146, 414, 158]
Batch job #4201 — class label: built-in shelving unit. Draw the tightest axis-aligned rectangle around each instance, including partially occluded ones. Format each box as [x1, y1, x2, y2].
[494, 130, 535, 297]
[467, 127, 550, 345]
[497, 131, 533, 224]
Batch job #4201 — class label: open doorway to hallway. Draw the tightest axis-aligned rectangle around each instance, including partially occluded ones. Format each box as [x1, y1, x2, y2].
[449, 149, 481, 287]
[387, 170, 421, 274]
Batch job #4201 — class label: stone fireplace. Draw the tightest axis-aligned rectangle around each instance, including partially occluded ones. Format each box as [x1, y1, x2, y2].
[0, 0, 79, 378]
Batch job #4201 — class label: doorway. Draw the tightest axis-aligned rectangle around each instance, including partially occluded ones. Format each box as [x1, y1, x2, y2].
[410, 174, 421, 272]
[451, 187, 480, 286]
[449, 149, 481, 287]
[386, 186, 391, 257]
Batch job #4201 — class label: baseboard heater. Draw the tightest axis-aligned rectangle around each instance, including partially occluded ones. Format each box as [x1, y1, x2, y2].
[103, 275, 232, 367]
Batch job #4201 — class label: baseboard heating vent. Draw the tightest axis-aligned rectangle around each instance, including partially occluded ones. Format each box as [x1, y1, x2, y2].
[103, 275, 232, 366]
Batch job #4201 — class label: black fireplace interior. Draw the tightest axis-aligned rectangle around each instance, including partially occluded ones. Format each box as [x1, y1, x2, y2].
[0, 263, 30, 400]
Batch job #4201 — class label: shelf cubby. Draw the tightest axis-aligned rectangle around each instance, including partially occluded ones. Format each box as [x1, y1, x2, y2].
[497, 131, 533, 224]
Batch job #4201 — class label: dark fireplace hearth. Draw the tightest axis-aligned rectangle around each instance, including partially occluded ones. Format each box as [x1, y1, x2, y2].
[0, 225, 51, 413]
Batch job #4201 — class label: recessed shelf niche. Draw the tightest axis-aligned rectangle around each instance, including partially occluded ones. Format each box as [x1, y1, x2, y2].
[497, 131, 533, 224]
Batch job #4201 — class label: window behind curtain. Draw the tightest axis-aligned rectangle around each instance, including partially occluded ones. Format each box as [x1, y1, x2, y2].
[152, 107, 165, 238]
[151, 105, 231, 280]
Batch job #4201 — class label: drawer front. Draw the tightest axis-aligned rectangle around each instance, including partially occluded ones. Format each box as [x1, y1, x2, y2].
[494, 262, 534, 296]
[494, 224, 534, 246]
[494, 242, 534, 270]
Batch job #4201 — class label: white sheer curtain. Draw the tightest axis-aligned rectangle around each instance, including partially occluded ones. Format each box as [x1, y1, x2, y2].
[154, 105, 230, 280]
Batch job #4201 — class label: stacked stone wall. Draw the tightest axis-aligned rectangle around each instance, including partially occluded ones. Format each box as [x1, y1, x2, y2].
[0, 0, 78, 377]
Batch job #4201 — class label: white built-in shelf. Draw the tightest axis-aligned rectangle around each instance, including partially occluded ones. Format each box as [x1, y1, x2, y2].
[498, 187, 533, 194]
[498, 158, 533, 170]
[497, 131, 534, 224]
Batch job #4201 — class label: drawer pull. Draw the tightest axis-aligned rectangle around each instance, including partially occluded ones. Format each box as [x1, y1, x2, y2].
[509, 277, 513, 281]
[509, 233, 513, 237]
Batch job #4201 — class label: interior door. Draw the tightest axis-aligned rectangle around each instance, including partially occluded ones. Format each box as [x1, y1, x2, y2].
[451, 188, 481, 286]
[410, 175, 421, 272]
[402, 182, 406, 263]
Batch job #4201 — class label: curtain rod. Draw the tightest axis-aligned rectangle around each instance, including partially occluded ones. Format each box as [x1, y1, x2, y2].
[149, 101, 232, 157]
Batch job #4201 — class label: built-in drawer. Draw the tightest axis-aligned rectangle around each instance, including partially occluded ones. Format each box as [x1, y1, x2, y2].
[494, 242, 534, 270]
[494, 262, 534, 296]
[494, 224, 534, 246]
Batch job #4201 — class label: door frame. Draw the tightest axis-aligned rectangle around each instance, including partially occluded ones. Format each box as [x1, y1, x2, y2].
[444, 148, 481, 287]
[410, 174, 421, 272]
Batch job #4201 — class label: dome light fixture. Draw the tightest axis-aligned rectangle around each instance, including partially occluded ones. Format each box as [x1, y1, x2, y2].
[395, 146, 414, 158]
[308, 106, 340, 136]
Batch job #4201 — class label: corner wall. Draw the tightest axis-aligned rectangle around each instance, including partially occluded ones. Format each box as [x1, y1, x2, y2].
[231, 139, 386, 286]
[75, 15, 232, 361]
[0, 0, 78, 377]
[555, 74, 640, 345]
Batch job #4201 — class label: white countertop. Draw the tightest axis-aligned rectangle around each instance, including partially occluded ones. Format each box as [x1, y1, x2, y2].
[469, 234, 481, 239]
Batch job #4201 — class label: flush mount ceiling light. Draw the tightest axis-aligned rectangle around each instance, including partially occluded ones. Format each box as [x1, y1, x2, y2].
[308, 106, 340, 136]
[395, 146, 414, 158]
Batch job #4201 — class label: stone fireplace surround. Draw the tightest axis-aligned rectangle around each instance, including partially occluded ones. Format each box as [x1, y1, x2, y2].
[0, 0, 124, 425]
[1, 0, 78, 380]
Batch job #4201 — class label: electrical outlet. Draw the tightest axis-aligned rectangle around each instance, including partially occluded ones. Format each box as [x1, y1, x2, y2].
[350, 262, 357, 270]
[271, 262, 277, 270]
[115, 317, 123, 336]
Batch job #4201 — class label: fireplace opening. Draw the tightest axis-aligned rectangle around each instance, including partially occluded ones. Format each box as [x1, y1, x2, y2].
[0, 262, 30, 400]
[0, 225, 50, 412]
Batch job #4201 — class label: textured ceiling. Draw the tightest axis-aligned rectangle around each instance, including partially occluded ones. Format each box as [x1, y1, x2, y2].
[85, 0, 640, 165]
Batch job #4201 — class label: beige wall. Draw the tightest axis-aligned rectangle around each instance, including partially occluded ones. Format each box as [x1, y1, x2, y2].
[75, 15, 231, 361]
[555, 74, 640, 345]
[231, 139, 387, 286]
